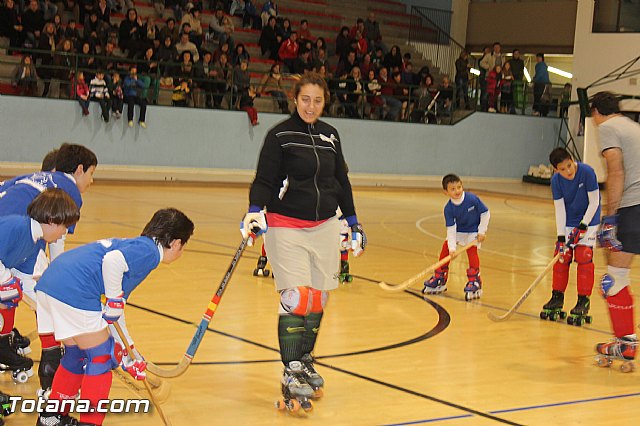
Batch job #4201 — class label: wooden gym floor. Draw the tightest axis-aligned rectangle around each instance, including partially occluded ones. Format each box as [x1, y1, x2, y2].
[5, 181, 640, 425]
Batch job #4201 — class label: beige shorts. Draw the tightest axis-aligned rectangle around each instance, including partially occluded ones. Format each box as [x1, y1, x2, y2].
[36, 292, 108, 341]
[264, 216, 342, 292]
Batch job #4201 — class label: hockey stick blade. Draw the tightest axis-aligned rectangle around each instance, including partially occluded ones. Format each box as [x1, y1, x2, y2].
[146, 238, 249, 378]
[487, 253, 561, 322]
[379, 240, 478, 292]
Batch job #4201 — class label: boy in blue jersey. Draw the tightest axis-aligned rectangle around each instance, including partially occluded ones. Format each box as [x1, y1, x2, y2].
[0, 189, 80, 382]
[0, 143, 97, 394]
[35, 208, 194, 426]
[540, 148, 601, 325]
[423, 174, 490, 301]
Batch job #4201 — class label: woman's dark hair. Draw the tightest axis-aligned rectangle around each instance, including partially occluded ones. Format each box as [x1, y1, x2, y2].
[141, 208, 195, 248]
[590, 91, 620, 116]
[293, 72, 330, 103]
[27, 188, 80, 227]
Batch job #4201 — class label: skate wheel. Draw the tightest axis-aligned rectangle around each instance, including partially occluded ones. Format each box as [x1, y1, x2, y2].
[346, 275, 353, 283]
[314, 388, 324, 399]
[301, 400, 313, 412]
[17, 346, 32, 355]
[287, 399, 301, 412]
[275, 399, 286, 410]
[595, 355, 612, 368]
[621, 361, 635, 373]
[264, 269, 270, 277]
[550, 313, 558, 321]
[13, 370, 29, 383]
[253, 269, 260, 277]
[540, 312, 548, 320]
[560, 311, 567, 319]
[586, 316, 593, 324]
[567, 316, 574, 325]
[464, 292, 471, 301]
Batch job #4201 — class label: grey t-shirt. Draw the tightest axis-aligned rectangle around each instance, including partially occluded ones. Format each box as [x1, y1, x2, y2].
[599, 115, 640, 208]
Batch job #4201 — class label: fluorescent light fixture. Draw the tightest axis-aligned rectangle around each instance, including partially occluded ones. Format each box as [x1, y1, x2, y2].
[470, 68, 480, 76]
[548, 66, 573, 79]
[523, 68, 532, 83]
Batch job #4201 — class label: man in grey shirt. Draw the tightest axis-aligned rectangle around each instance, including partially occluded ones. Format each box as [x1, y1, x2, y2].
[591, 91, 640, 369]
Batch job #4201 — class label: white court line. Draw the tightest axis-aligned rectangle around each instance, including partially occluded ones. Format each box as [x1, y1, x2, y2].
[416, 215, 551, 264]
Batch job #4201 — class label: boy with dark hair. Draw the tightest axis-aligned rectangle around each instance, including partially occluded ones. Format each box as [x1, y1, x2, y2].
[41, 148, 59, 172]
[591, 91, 640, 369]
[36, 208, 194, 426]
[0, 189, 80, 383]
[423, 174, 490, 301]
[0, 143, 97, 394]
[540, 148, 600, 324]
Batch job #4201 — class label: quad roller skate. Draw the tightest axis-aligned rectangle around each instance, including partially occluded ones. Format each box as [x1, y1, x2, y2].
[540, 290, 567, 321]
[0, 334, 34, 383]
[253, 256, 270, 277]
[464, 268, 482, 301]
[595, 337, 637, 373]
[422, 269, 448, 295]
[300, 353, 324, 398]
[0, 391, 13, 425]
[567, 295, 592, 326]
[10, 328, 31, 355]
[338, 259, 352, 283]
[275, 361, 314, 413]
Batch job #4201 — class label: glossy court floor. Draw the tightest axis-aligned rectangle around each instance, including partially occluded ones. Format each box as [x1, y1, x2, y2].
[3, 181, 640, 425]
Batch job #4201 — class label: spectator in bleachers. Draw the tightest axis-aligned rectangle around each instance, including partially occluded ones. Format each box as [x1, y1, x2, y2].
[181, 5, 203, 43]
[144, 16, 159, 45]
[118, 8, 145, 57]
[349, 18, 365, 40]
[77, 41, 97, 80]
[298, 19, 314, 43]
[409, 74, 434, 123]
[485, 64, 502, 113]
[278, 30, 299, 73]
[507, 48, 525, 113]
[175, 31, 199, 62]
[490, 42, 503, 68]
[345, 66, 364, 118]
[365, 68, 383, 119]
[312, 47, 329, 73]
[259, 63, 289, 114]
[532, 52, 550, 117]
[478, 46, 491, 111]
[312, 37, 326, 58]
[401, 61, 416, 86]
[75, 70, 90, 115]
[165, 0, 183, 21]
[123, 65, 148, 127]
[138, 47, 159, 103]
[84, 12, 108, 47]
[291, 48, 313, 75]
[89, 69, 110, 121]
[64, 18, 81, 44]
[229, 0, 243, 16]
[231, 59, 250, 106]
[97, 40, 117, 74]
[391, 70, 408, 120]
[213, 52, 232, 107]
[383, 45, 402, 73]
[335, 50, 357, 80]
[335, 26, 350, 61]
[438, 76, 453, 116]
[180, 22, 201, 50]
[378, 66, 401, 121]
[159, 17, 180, 44]
[209, 5, 234, 48]
[41, 0, 58, 21]
[242, 0, 260, 30]
[364, 11, 383, 54]
[176, 50, 194, 79]
[260, 0, 277, 28]
[259, 15, 279, 60]
[194, 50, 216, 108]
[52, 13, 63, 38]
[232, 43, 250, 67]
[22, 0, 45, 47]
[78, 0, 94, 25]
[108, 70, 123, 118]
[55, 0, 79, 25]
[12, 54, 38, 96]
[371, 47, 383, 71]
[500, 61, 514, 113]
[157, 36, 178, 74]
[212, 39, 230, 62]
[0, 0, 25, 50]
[152, 0, 164, 17]
[171, 78, 190, 106]
[94, 0, 110, 25]
[55, 38, 75, 98]
[277, 17, 291, 41]
[359, 52, 372, 79]
[238, 85, 259, 125]
[38, 22, 57, 96]
[454, 50, 470, 110]
[353, 30, 367, 61]
[331, 69, 349, 117]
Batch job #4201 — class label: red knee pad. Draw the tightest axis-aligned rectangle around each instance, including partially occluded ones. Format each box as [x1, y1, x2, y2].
[309, 288, 329, 314]
[574, 246, 593, 264]
[575, 246, 594, 296]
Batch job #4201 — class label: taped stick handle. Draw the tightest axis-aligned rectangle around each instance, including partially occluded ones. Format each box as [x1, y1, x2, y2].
[487, 253, 561, 322]
[379, 240, 478, 292]
[113, 322, 171, 426]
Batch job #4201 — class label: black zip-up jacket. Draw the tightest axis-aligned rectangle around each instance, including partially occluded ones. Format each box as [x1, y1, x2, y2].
[249, 112, 356, 221]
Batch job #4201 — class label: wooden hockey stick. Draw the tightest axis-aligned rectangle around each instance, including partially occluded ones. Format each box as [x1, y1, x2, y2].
[113, 322, 171, 426]
[379, 240, 478, 292]
[487, 253, 561, 322]
[146, 238, 249, 378]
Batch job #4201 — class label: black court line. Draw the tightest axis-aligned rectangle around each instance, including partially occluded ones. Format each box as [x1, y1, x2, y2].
[128, 287, 521, 424]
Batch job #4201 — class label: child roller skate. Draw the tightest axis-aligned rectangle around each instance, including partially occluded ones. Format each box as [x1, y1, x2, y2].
[300, 353, 324, 398]
[595, 336, 637, 373]
[567, 295, 592, 326]
[253, 244, 270, 277]
[0, 334, 34, 383]
[276, 360, 314, 413]
[464, 267, 482, 301]
[422, 268, 448, 295]
[540, 290, 567, 321]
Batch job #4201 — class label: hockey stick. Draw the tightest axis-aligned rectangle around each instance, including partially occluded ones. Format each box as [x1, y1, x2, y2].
[113, 322, 171, 426]
[146, 238, 249, 378]
[487, 253, 561, 322]
[379, 240, 478, 292]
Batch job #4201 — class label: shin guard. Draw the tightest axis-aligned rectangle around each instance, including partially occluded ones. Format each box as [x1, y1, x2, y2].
[575, 246, 595, 296]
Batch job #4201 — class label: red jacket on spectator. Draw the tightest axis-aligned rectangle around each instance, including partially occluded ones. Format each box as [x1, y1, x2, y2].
[486, 69, 502, 95]
[379, 75, 394, 96]
[76, 80, 90, 98]
[355, 38, 368, 57]
[278, 38, 299, 61]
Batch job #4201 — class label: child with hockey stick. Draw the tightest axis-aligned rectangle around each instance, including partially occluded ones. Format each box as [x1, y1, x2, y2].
[423, 174, 490, 301]
[0, 189, 80, 383]
[36, 208, 194, 426]
[0, 143, 97, 394]
[540, 147, 601, 325]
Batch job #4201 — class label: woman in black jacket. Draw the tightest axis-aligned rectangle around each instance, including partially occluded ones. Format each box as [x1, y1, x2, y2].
[240, 72, 366, 411]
